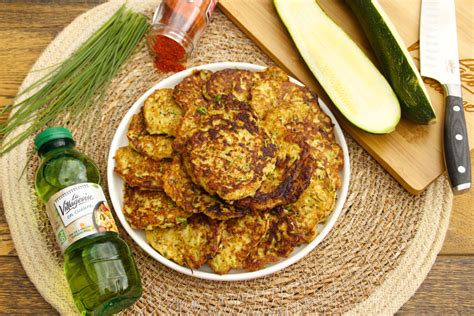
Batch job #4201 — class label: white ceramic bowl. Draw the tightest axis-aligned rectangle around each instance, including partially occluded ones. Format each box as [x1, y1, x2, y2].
[107, 62, 350, 281]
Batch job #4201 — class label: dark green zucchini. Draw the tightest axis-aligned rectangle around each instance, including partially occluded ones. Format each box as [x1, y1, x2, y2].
[346, 0, 437, 124]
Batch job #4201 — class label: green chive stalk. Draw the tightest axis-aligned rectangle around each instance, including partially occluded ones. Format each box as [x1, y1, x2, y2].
[0, 5, 149, 155]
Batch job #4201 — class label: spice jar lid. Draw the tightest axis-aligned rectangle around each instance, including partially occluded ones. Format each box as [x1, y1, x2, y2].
[34, 127, 74, 151]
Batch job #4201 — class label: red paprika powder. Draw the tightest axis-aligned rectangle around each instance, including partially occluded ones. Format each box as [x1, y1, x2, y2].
[152, 35, 186, 72]
[148, 0, 218, 72]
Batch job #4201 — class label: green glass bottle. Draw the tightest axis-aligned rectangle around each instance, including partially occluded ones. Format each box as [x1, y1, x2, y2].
[34, 127, 142, 315]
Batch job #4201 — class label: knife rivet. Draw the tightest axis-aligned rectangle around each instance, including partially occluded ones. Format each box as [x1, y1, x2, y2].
[458, 166, 466, 173]
[455, 134, 463, 140]
[453, 105, 461, 112]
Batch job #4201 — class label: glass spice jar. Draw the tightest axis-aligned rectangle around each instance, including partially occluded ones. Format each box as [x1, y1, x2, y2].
[147, 0, 218, 72]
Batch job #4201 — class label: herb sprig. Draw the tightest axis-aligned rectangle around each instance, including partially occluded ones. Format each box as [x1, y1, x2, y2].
[0, 6, 149, 154]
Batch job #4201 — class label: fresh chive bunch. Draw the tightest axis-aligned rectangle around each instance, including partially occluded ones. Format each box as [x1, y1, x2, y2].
[0, 5, 149, 155]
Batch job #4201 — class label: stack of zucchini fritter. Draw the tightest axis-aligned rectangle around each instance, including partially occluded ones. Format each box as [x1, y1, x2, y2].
[114, 67, 343, 274]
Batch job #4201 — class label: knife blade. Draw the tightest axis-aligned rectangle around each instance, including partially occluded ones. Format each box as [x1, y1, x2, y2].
[420, 0, 471, 193]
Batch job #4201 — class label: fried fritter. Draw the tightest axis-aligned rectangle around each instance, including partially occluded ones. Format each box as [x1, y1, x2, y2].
[235, 142, 316, 211]
[173, 70, 213, 150]
[252, 80, 319, 120]
[127, 112, 174, 160]
[175, 94, 253, 150]
[290, 167, 337, 244]
[235, 82, 324, 211]
[203, 69, 256, 102]
[173, 69, 212, 112]
[114, 146, 169, 189]
[163, 156, 248, 220]
[325, 142, 344, 190]
[250, 68, 290, 118]
[146, 214, 219, 269]
[305, 111, 344, 190]
[123, 186, 193, 230]
[311, 138, 344, 191]
[250, 80, 286, 119]
[143, 88, 183, 136]
[244, 208, 301, 271]
[256, 66, 289, 82]
[261, 86, 342, 172]
[182, 99, 276, 201]
[172, 103, 207, 151]
[280, 106, 343, 190]
[146, 227, 184, 265]
[208, 212, 269, 274]
[173, 96, 251, 147]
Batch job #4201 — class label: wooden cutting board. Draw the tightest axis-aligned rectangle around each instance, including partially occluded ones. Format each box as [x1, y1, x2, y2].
[218, 0, 473, 194]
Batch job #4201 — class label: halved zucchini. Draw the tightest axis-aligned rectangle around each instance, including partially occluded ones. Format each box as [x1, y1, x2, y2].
[274, 0, 401, 134]
[346, 0, 436, 124]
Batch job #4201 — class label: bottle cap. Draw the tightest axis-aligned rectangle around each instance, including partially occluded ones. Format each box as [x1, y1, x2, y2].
[34, 127, 74, 152]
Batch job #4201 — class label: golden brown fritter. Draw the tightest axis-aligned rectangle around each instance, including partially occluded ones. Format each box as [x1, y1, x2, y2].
[326, 142, 344, 190]
[173, 69, 213, 112]
[289, 167, 337, 244]
[235, 82, 325, 211]
[172, 103, 207, 151]
[127, 112, 174, 160]
[143, 88, 183, 136]
[208, 212, 269, 274]
[255, 66, 290, 82]
[250, 80, 286, 119]
[305, 111, 344, 190]
[311, 138, 344, 191]
[203, 69, 256, 102]
[182, 98, 276, 201]
[235, 139, 317, 212]
[146, 214, 219, 269]
[244, 208, 301, 271]
[123, 186, 193, 230]
[114, 146, 169, 189]
[250, 68, 290, 118]
[261, 86, 342, 175]
[146, 228, 184, 265]
[278, 105, 343, 190]
[163, 156, 248, 220]
[173, 70, 213, 150]
[252, 80, 319, 120]
[173, 94, 252, 151]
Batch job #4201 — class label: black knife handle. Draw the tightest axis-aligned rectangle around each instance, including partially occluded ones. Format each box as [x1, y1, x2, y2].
[444, 94, 471, 192]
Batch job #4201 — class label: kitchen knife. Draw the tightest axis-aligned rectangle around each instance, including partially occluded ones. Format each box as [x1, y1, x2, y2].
[420, 0, 471, 193]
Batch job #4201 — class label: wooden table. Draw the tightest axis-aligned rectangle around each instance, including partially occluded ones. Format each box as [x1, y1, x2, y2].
[0, 1, 472, 314]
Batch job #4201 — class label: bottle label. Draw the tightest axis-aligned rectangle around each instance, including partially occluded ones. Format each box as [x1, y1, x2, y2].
[46, 183, 118, 252]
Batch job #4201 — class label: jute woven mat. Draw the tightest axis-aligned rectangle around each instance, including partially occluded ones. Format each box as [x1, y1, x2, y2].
[0, 0, 453, 314]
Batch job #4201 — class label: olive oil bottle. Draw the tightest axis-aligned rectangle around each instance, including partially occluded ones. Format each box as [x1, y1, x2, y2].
[34, 127, 142, 315]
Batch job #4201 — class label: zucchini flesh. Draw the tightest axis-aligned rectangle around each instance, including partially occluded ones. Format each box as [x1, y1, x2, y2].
[346, 0, 436, 124]
[274, 0, 400, 134]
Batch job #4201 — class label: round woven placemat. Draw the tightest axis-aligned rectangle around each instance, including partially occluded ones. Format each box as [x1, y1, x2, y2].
[0, 0, 453, 314]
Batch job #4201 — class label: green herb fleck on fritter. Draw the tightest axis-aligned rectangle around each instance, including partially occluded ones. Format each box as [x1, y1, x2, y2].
[196, 107, 208, 115]
[177, 217, 188, 226]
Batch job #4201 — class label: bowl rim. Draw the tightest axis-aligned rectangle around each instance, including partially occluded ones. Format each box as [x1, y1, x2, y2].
[107, 62, 351, 281]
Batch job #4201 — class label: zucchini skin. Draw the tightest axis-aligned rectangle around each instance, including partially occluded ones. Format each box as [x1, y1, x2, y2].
[346, 0, 436, 124]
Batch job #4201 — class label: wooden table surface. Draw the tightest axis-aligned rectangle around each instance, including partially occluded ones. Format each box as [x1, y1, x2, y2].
[0, 1, 472, 314]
